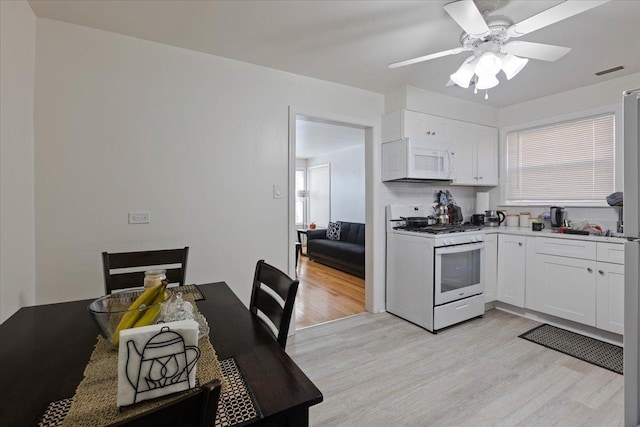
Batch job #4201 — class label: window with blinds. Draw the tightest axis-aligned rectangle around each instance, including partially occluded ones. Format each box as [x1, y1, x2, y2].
[505, 114, 615, 205]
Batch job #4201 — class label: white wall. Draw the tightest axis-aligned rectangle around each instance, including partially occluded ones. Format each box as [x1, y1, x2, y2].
[0, 1, 36, 323]
[33, 18, 383, 307]
[386, 85, 499, 127]
[499, 73, 640, 128]
[308, 145, 365, 223]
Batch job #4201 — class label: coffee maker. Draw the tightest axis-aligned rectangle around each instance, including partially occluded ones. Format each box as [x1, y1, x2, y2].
[550, 206, 567, 228]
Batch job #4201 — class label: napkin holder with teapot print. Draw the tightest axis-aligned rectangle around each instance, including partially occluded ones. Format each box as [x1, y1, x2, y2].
[117, 320, 200, 407]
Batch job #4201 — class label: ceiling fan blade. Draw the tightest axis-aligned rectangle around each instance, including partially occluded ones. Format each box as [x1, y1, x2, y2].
[503, 41, 571, 62]
[388, 47, 466, 69]
[507, 0, 610, 37]
[443, 0, 490, 38]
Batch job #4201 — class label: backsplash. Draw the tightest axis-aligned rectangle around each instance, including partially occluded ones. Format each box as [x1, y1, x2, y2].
[380, 182, 621, 232]
[497, 205, 621, 232]
[380, 182, 477, 218]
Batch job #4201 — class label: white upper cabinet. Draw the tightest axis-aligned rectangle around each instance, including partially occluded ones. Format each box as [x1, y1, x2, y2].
[382, 110, 451, 142]
[382, 109, 499, 186]
[450, 121, 498, 187]
[402, 110, 450, 141]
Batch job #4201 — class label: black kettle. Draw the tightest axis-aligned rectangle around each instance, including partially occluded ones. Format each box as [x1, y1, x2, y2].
[550, 206, 566, 228]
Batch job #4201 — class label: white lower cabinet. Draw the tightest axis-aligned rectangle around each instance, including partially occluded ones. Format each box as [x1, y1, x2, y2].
[596, 262, 625, 334]
[484, 234, 498, 303]
[525, 238, 624, 333]
[497, 234, 526, 307]
[533, 254, 597, 326]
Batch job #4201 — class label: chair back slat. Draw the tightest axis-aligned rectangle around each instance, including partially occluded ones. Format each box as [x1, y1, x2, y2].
[102, 247, 189, 294]
[253, 287, 285, 333]
[107, 248, 188, 269]
[107, 268, 185, 292]
[249, 259, 299, 349]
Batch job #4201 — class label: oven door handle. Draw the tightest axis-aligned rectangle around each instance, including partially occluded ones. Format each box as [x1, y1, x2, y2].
[435, 241, 485, 255]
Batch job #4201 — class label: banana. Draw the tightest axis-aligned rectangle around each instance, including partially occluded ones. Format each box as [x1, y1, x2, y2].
[112, 283, 167, 345]
[132, 288, 169, 328]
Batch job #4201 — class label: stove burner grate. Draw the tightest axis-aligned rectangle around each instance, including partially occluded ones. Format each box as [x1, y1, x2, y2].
[394, 224, 483, 234]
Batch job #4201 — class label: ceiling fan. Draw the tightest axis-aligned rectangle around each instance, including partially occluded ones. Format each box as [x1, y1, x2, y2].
[389, 0, 610, 96]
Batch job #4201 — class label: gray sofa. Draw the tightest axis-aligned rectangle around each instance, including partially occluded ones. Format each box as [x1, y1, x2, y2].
[306, 221, 365, 278]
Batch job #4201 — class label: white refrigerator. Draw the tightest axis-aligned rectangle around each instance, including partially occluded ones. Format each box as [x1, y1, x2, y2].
[623, 88, 640, 427]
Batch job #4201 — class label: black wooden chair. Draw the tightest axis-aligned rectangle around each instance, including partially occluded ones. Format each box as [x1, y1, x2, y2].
[108, 378, 221, 427]
[102, 247, 189, 294]
[250, 259, 299, 349]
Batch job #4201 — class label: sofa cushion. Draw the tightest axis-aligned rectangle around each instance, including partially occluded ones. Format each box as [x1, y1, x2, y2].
[326, 222, 341, 240]
[338, 222, 365, 245]
[308, 239, 365, 266]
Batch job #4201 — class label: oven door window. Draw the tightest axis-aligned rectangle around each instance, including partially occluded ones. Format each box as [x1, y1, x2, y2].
[435, 244, 484, 305]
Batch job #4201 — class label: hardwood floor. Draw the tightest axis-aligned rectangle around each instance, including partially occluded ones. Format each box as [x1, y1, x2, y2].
[288, 309, 623, 426]
[294, 255, 365, 329]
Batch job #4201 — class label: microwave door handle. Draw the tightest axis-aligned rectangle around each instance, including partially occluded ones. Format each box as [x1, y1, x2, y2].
[448, 150, 454, 179]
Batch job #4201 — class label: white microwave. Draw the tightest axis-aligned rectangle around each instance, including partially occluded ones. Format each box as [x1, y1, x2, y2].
[382, 138, 456, 182]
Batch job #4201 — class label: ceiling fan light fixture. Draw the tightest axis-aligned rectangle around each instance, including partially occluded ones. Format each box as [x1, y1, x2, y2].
[501, 53, 529, 80]
[474, 52, 502, 78]
[450, 56, 477, 88]
[476, 74, 499, 90]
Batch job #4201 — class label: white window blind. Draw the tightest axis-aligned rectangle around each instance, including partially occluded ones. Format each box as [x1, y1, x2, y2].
[506, 114, 614, 205]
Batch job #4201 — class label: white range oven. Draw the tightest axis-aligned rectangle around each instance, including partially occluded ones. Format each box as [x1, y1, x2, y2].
[386, 204, 485, 332]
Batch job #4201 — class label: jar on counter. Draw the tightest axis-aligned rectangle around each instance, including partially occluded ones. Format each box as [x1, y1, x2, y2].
[505, 215, 519, 227]
[519, 212, 531, 227]
[144, 269, 166, 289]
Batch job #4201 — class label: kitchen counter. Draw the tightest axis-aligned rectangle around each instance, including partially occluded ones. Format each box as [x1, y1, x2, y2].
[483, 226, 626, 244]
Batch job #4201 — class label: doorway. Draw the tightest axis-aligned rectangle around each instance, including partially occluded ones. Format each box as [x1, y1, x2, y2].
[290, 113, 368, 328]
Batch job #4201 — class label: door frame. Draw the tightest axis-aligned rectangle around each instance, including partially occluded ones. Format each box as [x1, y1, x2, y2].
[288, 106, 378, 314]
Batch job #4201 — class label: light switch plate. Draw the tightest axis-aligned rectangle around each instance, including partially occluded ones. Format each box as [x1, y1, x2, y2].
[128, 212, 150, 224]
[273, 184, 283, 199]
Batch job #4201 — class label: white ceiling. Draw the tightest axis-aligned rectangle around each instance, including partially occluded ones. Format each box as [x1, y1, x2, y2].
[28, 0, 640, 108]
[296, 118, 365, 159]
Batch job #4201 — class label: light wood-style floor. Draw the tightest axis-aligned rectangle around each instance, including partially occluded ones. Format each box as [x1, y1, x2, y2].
[294, 254, 365, 329]
[288, 309, 623, 426]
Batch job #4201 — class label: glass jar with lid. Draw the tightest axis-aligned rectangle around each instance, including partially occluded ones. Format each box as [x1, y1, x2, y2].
[144, 269, 166, 289]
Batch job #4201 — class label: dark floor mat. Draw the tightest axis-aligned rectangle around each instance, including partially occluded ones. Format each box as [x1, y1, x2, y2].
[519, 324, 622, 375]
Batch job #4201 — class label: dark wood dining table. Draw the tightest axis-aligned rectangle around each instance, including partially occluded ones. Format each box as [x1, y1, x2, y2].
[0, 282, 323, 426]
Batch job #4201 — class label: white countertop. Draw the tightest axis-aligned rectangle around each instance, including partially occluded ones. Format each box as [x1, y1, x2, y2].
[484, 226, 626, 244]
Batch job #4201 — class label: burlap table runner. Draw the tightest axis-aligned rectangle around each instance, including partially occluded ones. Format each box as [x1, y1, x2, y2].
[62, 298, 225, 426]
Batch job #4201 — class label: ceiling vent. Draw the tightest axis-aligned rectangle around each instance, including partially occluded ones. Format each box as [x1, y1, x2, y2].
[595, 66, 624, 76]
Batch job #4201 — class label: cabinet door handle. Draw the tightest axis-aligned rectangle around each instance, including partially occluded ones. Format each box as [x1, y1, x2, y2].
[518, 242, 523, 246]
[587, 267, 593, 273]
[426, 131, 431, 135]
[598, 270, 605, 275]
[478, 176, 483, 180]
